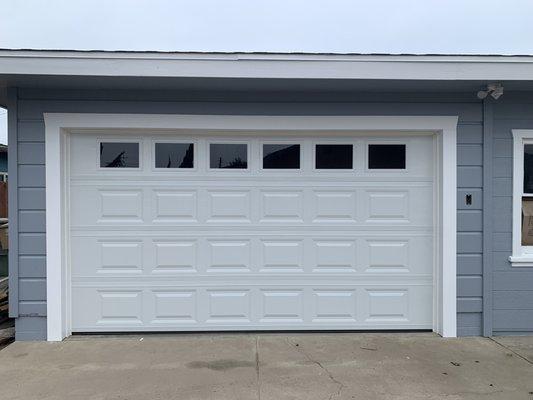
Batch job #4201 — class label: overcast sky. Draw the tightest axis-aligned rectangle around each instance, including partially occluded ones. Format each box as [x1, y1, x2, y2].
[0, 0, 532, 55]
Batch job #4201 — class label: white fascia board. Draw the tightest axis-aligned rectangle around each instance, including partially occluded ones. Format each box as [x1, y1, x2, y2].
[2, 50, 533, 80]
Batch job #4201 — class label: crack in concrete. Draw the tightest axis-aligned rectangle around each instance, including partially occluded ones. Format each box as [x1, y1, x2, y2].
[489, 337, 533, 366]
[286, 337, 345, 400]
[255, 336, 261, 400]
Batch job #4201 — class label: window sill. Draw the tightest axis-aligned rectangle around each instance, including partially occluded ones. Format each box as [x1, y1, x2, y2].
[509, 255, 533, 267]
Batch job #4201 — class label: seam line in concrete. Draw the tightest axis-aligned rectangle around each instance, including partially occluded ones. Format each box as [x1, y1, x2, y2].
[255, 336, 261, 400]
[489, 337, 533, 365]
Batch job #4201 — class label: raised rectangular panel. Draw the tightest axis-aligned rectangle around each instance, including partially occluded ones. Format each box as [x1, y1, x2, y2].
[313, 191, 356, 222]
[314, 240, 356, 272]
[366, 290, 408, 322]
[366, 191, 408, 221]
[260, 191, 303, 222]
[207, 240, 251, 272]
[313, 290, 356, 321]
[153, 190, 197, 222]
[99, 190, 142, 221]
[153, 291, 196, 322]
[208, 191, 251, 222]
[365, 240, 409, 273]
[261, 290, 303, 321]
[261, 240, 303, 271]
[207, 290, 251, 321]
[97, 290, 143, 324]
[99, 241, 142, 273]
[154, 241, 197, 273]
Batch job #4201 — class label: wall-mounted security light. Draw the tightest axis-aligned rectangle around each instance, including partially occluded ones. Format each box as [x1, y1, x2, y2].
[477, 83, 504, 100]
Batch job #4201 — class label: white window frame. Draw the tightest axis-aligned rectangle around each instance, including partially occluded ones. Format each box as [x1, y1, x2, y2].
[510, 130, 533, 267]
[44, 114, 458, 340]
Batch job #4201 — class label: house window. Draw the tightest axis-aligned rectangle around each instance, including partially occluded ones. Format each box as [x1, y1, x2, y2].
[263, 144, 300, 169]
[510, 130, 533, 266]
[315, 144, 353, 169]
[155, 143, 194, 168]
[100, 142, 139, 168]
[368, 144, 406, 169]
[210, 143, 248, 169]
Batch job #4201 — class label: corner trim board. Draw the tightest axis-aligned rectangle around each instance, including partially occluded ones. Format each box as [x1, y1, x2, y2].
[44, 113, 458, 341]
[482, 99, 493, 336]
[7, 88, 18, 318]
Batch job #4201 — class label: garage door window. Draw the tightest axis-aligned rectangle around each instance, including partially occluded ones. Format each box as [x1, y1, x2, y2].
[315, 144, 353, 169]
[368, 144, 406, 169]
[100, 142, 139, 168]
[155, 143, 194, 168]
[263, 144, 300, 169]
[210, 143, 248, 169]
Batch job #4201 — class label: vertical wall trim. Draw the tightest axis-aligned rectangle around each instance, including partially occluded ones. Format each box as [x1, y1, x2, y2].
[7, 87, 18, 317]
[482, 98, 494, 336]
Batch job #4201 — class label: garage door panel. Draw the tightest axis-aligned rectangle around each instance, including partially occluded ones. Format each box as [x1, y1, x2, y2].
[72, 234, 432, 278]
[153, 240, 198, 273]
[311, 190, 357, 222]
[70, 133, 435, 332]
[312, 240, 357, 272]
[71, 284, 433, 330]
[360, 236, 433, 274]
[207, 240, 252, 272]
[260, 190, 304, 222]
[207, 190, 252, 223]
[152, 190, 198, 222]
[151, 290, 197, 324]
[70, 184, 432, 227]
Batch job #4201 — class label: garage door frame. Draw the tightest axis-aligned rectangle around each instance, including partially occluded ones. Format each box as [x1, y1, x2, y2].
[44, 113, 458, 341]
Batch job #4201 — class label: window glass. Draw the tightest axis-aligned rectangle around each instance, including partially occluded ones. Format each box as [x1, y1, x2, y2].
[263, 144, 300, 169]
[524, 144, 533, 193]
[100, 142, 139, 168]
[368, 144, 406, 169]
[316, 144, 353, 169]
[210, 143, 248, 169]
[155, 143, 194, 168]
[522, 197, 533, 246]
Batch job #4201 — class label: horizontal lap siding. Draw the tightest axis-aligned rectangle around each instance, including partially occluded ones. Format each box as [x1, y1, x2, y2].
[13, 89, 483, 340]
[15, 116, 47, 340]
[492, 94, 533, 335]
[457, 123, 484, 336]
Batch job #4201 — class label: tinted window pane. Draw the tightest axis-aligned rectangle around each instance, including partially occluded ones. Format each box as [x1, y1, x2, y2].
[316, 144, 353, 169]
[210, 143, 247, 169]
[524, 145, 533, 193]
[100, 142, 139, 168]
[522, 197, 533, 245]
[368, 144, 406, 169]
[155, 143, 194, 168]
[263, 144, 300, 169]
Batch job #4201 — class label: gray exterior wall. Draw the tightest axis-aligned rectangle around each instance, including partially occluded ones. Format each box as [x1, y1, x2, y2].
[490, 93, 533, 335]
[9, 88, 484, 340]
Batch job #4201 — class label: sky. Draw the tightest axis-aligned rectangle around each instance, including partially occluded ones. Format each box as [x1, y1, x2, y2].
[0, 0, 532, 55]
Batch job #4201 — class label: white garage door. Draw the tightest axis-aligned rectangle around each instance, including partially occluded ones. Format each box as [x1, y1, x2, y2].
[69, 132, 435, 332]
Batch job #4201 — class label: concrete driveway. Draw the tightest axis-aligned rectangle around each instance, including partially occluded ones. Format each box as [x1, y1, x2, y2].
[0, 333, 532, 400]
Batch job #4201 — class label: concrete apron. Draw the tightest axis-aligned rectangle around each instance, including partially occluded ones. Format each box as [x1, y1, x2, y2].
[0, 333, 532, 400]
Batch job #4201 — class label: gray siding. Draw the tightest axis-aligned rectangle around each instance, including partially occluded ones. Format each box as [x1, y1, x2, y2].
[11, 88, 485, 340]
[491, 94, 533, 335]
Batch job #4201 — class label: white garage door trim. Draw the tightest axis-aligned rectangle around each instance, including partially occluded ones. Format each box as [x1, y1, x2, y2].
[44, 114, 458, 341]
